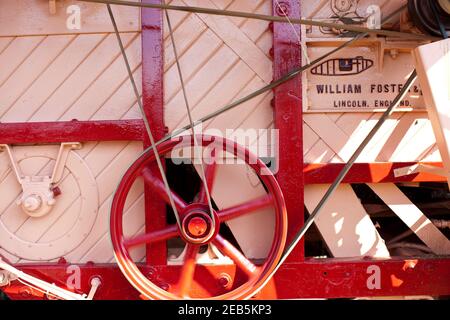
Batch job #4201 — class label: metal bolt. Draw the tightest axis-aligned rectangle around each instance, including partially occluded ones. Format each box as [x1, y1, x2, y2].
[159, 282, 169, 291]
[390, 49, 399, 59]
[334, 0, 352, 12]
[52, 186, 62, 197]
[23, 194, 42, 212]
[218, 273, 232, 288]
[275, 2, 290, 16]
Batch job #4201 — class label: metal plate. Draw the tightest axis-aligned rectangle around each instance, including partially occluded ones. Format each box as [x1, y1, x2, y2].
[301, 0, 427, 112]
[303, 44, 425, 112]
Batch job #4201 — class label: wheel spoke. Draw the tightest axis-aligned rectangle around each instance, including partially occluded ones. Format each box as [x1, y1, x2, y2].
[177, 244, 199, 297]
[123, 225, 179, 248]
[141, 167, 187, 212]
[217, 194, 274, 222]
[197, 156, 217, 204]
[212, 235, 258, 277]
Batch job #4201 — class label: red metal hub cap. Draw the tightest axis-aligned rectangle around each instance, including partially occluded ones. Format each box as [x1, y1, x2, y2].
[182, 211, 214, 244]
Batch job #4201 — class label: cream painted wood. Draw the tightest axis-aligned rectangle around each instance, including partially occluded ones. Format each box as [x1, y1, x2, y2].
[183, 0, 272, 84]
[368, 183, 450, 255]
[0, 145, 98, 261]
[204, 162, 275, 259]
[0, 32, 140, 123]
[2, 34, 104, 122]
[0, 0, 147, 265]
[0, 142, 144, 263]
[0, 0, 140, 37]
[0, 37, 45, 86]
[299, 0, 440, 163]
[413, 39, 450, 185]
[304, 184, 390, 258]
[0, 35, 75, 119]
[164, 0, 275, 259]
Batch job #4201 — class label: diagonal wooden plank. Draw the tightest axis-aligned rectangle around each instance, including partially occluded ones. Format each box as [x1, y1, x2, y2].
[303, 113, 349, 160]
[303, 123, 321, 155]
[164, 29, 222, 101]
[59, 35, 142, 121]
[164, 6, 208, 69]
[0, 36, 45, 86]
[80, 194, 145, 263]
[0, 35, 75, 119]
[206, 74, 269, 131]
[240, 0, 272, 43]
[0, 37, 14, 55]
[368, 183, 450, 255]
[165, 44, 238, 129]
[30, 33, 136, 122]
[255, 29, 273, 58]
[91, 67, 142, 120]
[183, 0, 272, 83]
[304, 139, 342, 163]
[305, 184, 390, 258]
[2, 34, 105, 122]
[218, 0, 264, 28]
[383, 114, 435, 162]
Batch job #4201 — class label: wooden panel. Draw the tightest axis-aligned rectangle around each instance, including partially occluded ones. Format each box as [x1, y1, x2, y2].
[414, 39, 450, 185]
[0, 0, 140, 37]
[0, 142, 144, 264]
[0, 0, 275, 264]
[164, 0, 273, 152]
[369, 183, 450, 255]
[299, 0, 440, 163]
[162, 0, 275, 256]
[304, 184, 390, 258]
[304, 111, 439, 163]
[0, 32, 141, 123]
[0, 30, 145, 263]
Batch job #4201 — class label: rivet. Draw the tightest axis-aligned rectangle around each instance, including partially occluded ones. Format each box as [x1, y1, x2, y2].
[275, 2, 290, 16]
[218, 273, 232, 288]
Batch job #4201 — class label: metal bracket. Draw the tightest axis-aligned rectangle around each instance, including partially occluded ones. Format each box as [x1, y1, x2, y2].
[0, 270, 18, 287]
[0, 143, 82, 218]
[394, 163, 449, 179]
[0, 257, 87, 300]
[86, 277, 102, 300]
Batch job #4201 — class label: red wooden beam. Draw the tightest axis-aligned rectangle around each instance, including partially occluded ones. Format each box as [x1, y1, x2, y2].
[0, 120, 145, 144]
[142, 0, 167, 265]
[274, 257, 450, 298]
[304, 162, 446, 184]
[6, 258, 449, 299]
[272, 0, 304, 261]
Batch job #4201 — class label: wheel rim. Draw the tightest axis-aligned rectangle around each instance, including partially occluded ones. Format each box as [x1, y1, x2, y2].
[110, 135, 287, 300]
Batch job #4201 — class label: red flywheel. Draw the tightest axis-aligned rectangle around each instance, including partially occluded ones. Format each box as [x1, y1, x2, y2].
[110, 135, 287, 299]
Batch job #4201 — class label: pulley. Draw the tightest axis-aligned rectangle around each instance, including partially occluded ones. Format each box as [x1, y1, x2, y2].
[408, 0, 450, 37]
[110, 135, 287, 299]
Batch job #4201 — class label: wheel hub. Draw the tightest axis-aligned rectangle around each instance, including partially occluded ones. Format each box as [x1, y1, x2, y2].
[187, 216, 208, 237]
[181, 211, 214, 244]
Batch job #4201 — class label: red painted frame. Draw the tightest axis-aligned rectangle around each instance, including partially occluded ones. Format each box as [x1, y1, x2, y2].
[141, 0, 167, 266]
[270, 0, 449, 299]
[1, 0, 449, 300]
[272, 0, 304, 262]
[5, 257, 449, 299]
